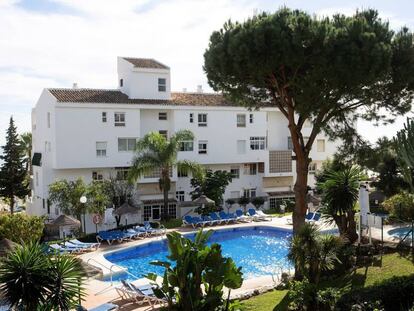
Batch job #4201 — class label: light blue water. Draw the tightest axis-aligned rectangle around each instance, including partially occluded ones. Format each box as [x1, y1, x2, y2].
[104, 227, 293, 281]
[388, 226, 413, 239]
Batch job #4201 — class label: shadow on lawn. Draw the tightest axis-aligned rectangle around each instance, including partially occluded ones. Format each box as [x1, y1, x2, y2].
[273, 294, 290, 311]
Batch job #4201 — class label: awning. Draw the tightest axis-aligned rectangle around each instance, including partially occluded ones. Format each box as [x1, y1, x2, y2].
[32, 152, 42, 166]
[141, 198, 177, 205]
[266, 191, 295, 197]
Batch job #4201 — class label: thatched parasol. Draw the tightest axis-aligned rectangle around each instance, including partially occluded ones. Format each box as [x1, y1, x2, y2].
[192, 195, 215, 205]
[50, 215, 81, 227]
[0, 238, 18, 256]
[113, 202, 139, 216]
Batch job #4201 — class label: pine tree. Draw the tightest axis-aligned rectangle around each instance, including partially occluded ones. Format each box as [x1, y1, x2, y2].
[0, 117, 30, 213]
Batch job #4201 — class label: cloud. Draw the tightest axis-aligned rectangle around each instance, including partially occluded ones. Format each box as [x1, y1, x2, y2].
[0, 0, 413, 147]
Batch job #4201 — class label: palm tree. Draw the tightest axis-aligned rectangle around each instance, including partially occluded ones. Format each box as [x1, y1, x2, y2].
[19, 132, 32, 176]
[129, 130, 203, 220]
[288, 223, 342, 286]
[0, 242, 85, 310]
[318, 166, 361, 243]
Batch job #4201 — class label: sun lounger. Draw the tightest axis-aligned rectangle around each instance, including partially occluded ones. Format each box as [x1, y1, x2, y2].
[248, 208, 269, 221]
[49, 243, 84, 254]
[68, 239, 99, 249]
[209, 212, 226, 225]
[96, 231, 125, 245]
[183, 215, 199, 228]
[201, 215, 215, 226]
[144, 221, 166, 236]
[117, 280, 167, 309]
[235, 209, 251, 222]
[88, 302, 119, 311]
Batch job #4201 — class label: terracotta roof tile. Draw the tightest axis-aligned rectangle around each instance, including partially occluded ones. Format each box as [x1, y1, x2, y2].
[123, 57, 169, 69]
[48, 88, 240, 107]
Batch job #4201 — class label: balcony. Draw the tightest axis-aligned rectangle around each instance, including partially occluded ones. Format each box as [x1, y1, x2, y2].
[268, 150, 292, 174]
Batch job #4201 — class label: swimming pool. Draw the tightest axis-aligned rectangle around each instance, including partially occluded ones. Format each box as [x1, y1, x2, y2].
[104, 226, 293, 282]
[388, 226, 413, 239]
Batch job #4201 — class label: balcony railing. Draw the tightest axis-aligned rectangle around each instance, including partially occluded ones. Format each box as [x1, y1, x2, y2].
[269, 150, 292, 173]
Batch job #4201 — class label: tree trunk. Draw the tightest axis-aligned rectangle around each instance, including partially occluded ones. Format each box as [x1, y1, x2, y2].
[163, 186, 169, 221]
[9, 195, 14, 214]
[292, 156, 309, 235]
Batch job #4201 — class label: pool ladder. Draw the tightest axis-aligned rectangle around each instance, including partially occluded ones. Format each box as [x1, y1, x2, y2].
[86, 258, 142, 295]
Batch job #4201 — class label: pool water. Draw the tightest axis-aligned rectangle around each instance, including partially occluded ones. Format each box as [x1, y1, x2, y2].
[104, 227, 293, 282]
[388, 226, 413, 239]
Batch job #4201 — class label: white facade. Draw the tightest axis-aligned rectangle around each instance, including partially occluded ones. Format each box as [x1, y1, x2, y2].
[28, 57, 338, 233]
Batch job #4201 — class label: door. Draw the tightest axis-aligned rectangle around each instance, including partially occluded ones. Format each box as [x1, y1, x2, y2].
[152, 205, 161, 221]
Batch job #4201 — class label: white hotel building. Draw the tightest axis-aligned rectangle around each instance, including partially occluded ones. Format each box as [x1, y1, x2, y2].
[28, 57, 337, 232]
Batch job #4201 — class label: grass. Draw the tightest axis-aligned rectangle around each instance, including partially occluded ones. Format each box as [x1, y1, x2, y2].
[239, 252, 414, 311]
[263, 209, 292, 217]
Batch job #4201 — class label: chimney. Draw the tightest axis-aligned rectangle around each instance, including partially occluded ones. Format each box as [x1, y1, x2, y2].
[72, 83, 78, 89]
[182, 88, 187, 93]
[197, 85, 203, 93]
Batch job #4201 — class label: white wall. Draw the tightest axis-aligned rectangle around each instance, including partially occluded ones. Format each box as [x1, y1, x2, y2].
[54, 104, 141, 169]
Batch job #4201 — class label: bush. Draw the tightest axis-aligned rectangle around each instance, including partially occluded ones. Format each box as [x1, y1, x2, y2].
[336, 275, 414, 310]
[0, 213, 44, 243]
[381, 192, 414, 221]
[160, 218, 182, 229]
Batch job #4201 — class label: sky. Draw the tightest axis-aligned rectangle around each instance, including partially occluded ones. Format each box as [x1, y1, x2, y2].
[1, 0, 414, 148]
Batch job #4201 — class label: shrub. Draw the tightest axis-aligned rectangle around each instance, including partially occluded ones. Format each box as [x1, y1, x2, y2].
[381, 192, 414, 221]
[336, 275, 414, 310]
[146, 230, 243, 310]
[0, 213, 44, 243]
[160, 218, 182, 229]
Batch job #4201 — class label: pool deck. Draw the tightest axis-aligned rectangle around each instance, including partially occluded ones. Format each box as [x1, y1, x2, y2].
[80, 216, 334, 310]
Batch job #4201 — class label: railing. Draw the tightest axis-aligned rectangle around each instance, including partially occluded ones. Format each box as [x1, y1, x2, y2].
[269, 150, 292, 173]
[86, 258, 141, 295]
[397, 220, 414, 250]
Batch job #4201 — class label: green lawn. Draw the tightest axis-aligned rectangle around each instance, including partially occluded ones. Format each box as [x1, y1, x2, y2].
[240, 252, 414, 311]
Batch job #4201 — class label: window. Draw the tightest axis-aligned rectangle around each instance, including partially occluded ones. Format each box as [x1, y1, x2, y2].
[198, 113, 207, 127]
[249, 113, 254, 124]
[258, 162, 265, 173]
[116, 167, 130, 180]
[250, 137, 266, 150]
[118, 138, 136, 151]
[143, 206, 152, 221]
[176, 191, 185, 202]
[230, 167, 240, 179]
[230, 191, 240, 199]
[198, 141, 208, 154]
[180, 141, 194, 151]
[309, 162, 317, 174]
[317, 139, 325, 152]
[243, 188, 256, 198]
[177, 168, 188, 177]
[102, 112, 107, 123]
[269, 197, 295, 210]
[92, 171, 104, 180]
[168, 204, 177, 218]
[47, 112, 51, 128]
[159, 130, 168, 140]
[158, 112, 167, 120]
[244, 163, 257, 175]
[96, 142, 107, 157]
[249, 163, 257, 175]
[237, 114, 246, 127]
[158, 78, 166, 92]
[189, 113, 194, 123]
[119, 79, 123, 87]
[114, 112, 125, 126]
[237, 140, 246, 154]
